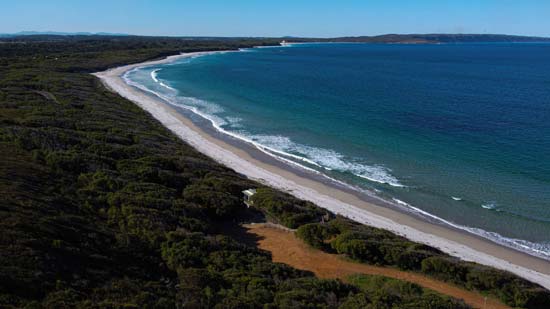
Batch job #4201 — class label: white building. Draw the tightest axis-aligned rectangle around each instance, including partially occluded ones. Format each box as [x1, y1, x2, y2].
[242, 189, 257, 208]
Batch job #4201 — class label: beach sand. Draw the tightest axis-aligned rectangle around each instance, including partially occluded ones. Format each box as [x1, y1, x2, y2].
[93, 51, 550, 290]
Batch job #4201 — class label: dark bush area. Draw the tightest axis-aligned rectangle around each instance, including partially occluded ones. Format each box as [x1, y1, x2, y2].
[421, 256, 550, 308]
[251, 187, 329, 229]
[346, 274, 469, 309]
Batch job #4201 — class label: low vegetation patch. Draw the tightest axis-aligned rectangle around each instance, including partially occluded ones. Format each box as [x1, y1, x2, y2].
[346, 274, 469, 309]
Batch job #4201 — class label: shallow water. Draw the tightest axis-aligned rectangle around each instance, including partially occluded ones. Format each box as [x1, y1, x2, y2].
[125, 42, 550, 259]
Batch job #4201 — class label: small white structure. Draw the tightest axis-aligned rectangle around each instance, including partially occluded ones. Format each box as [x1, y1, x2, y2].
[242, 189, 257, 208]
[320, 211, 331, 224]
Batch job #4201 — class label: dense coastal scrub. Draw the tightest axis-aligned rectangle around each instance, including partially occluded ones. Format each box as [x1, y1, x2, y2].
[346, 274, 468, 308]
[250, 188, 329, 229]
[0, 35, 546, 308]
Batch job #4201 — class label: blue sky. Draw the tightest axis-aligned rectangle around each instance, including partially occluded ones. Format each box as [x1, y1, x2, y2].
[1, 0, 549, 37]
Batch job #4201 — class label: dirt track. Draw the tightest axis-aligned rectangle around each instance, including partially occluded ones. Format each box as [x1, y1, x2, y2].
[245, 224, 509, 309]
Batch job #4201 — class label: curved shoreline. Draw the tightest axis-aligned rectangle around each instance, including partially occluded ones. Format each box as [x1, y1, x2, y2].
[124, 45, 550, 262]
[93, 50, 550, 289]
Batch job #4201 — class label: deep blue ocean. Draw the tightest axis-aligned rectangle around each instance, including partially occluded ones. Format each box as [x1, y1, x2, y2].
[125, 43, 550, 259]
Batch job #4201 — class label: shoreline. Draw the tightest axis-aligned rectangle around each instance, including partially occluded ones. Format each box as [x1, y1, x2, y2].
[93, 50, 550, 289]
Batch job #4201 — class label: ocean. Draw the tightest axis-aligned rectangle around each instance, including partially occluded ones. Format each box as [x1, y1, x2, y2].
[124, 42, 550, 259]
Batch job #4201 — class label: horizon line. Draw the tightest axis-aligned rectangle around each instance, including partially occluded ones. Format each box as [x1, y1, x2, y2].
[2, 30, 550, 39]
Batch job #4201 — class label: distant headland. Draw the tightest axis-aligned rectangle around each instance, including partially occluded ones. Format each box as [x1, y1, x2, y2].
[322, 33, 550, 43]
[2, 32, 550, 44]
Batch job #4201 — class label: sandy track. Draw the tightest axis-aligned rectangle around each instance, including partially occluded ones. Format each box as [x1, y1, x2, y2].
[246, 224, 509, 309]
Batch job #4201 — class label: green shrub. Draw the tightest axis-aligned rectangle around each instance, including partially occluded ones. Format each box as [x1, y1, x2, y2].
[348, 274, 469, 309]
[183, 183, 241, 217]
[296, 222, 337, 250]
[421, 257, 469, 283]
[251, 188, 326, 228]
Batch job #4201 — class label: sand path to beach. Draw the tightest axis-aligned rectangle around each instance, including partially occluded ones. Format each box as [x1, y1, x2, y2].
[246, 223, 508, 309]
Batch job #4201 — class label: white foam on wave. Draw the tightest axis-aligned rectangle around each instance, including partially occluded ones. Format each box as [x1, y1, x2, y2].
[133, 58, 405, 187]
[151, 69, 160, 82]
[391, 198, 550, 260]
[452, 196, 462, 201]
[482, 201, 498, 210]
[125, 68, 404, 192]
[124, 70, 325, 173]
[244, 134, 404, 187]
[225, 116, 243, 128]
[150, 68, 177, 91]
[245, 135, 325, 168]
[124, 77, 228, 128]
[159, 82, 176, 91]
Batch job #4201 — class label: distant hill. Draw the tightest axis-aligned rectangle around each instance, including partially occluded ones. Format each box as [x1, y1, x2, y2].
[326, 33, 550, 43]
[0, 31, 129, 37]
[2, 32, 549, 44]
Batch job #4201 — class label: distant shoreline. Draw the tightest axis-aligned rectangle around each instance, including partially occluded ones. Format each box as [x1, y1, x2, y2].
[93, 49, 550, 289]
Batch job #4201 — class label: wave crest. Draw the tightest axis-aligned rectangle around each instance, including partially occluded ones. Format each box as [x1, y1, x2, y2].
[134, 66, 406, 189]
[247, 135, 404, 187]
[150, 68, 177, 91]
[391, 198, 550, 260]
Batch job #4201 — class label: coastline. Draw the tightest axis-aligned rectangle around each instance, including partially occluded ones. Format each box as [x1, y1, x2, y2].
[93, 51, 550, 289]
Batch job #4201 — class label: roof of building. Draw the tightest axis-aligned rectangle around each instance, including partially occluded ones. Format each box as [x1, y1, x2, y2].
[242, 189, 257, 196]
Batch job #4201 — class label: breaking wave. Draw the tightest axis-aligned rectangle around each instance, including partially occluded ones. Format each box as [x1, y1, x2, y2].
[391, 199, 550, 260]
[127, 66, 405, 188]
[151, 68, 177, 91]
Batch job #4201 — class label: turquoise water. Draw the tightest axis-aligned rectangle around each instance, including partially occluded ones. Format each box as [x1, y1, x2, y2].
[125, 43, 550, 259]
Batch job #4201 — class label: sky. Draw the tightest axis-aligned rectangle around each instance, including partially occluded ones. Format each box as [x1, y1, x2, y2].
[1, 0, 550, 37]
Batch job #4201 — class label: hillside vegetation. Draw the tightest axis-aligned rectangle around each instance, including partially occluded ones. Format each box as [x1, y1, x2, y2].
[0, 36, 547, 308]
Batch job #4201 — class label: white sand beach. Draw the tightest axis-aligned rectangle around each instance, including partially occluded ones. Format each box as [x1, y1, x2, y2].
[93, 51, 550, 290]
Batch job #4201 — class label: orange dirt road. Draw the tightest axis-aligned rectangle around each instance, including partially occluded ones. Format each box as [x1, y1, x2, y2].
[245, 224, 509, 309]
